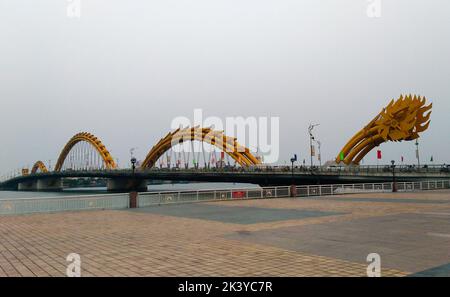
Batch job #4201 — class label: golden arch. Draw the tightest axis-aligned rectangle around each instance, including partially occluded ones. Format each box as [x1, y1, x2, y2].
[31, 161, 48, 174]
[140, 127, 262, 168]
[337, 94, 432, 165]
[54, 132, 117, 171]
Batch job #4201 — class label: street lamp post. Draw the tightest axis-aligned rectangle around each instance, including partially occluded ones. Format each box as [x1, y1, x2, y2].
[290, 154, 297, 182]
[129, 157, 138, 206]
[130, 147, 138, 175]
[415, 139, 420, 168]
[131, 157, 137, 174]
[290, 154, 297, 197]
[391, 160, 397, 192]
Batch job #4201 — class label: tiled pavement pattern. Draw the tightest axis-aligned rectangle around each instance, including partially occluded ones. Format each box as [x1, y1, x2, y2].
[132, 203, 346, 224]
[1, 190, 450, 277]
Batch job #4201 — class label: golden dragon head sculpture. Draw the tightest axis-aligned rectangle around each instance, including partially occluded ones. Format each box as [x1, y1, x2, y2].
[337, 94, 432, 165]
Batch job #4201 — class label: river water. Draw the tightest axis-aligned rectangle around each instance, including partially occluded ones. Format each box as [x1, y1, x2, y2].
[0, 182, 260, 199]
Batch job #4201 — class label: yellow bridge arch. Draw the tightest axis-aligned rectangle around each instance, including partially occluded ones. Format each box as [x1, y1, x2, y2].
[54, 132, 117, 171]
[140, 127, 261, 169]
[31, 161, 48, 174]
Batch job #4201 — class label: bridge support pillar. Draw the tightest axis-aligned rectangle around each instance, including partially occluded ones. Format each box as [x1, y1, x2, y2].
[37, 178, 63, 191]
[18, 181, 38, 191]
[107, 179, 147, 192]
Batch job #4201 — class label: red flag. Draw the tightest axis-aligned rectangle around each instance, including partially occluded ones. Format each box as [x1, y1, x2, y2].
[377, 150, 382, 160]
[221, 152, 225, 160]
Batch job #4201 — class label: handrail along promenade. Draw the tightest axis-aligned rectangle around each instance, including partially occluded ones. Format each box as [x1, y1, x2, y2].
[1, 180, 449, 215]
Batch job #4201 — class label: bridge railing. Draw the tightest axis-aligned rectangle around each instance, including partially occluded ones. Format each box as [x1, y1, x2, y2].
[0, 193, 129, 215]
[137, 180, 450, 207]
[296, 180, 450, 196]
[0, 171, 23, 183]
[1, 180, 449, 215]
[246, 164, 450, 174]
[135, 164, 450, 174]
[137, 186, 292, 207]
[2, 163, 449, 183]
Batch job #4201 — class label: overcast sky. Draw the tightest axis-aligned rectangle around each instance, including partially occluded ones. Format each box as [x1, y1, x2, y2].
[1, 0, 449, 174]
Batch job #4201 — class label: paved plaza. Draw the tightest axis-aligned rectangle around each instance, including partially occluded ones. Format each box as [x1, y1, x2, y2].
[1, 190, 450, 277]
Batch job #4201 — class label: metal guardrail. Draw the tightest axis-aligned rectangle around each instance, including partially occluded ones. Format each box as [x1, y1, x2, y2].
[138, 180, 450, 207]
[138, 186, 291, 207]
[295, 180, 450, 196]
[0, 193, 129, 215]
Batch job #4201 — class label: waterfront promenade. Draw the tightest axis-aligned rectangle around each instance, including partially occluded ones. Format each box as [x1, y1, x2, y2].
[1, 190, 450, 277]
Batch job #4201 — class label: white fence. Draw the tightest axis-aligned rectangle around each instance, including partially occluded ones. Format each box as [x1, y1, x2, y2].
[296, 180, 450, 196]
[1, 180, 449, 215]
[138, 180, 450, 207]
[0, 193, 129, 215]
[138, 187, 291, 207]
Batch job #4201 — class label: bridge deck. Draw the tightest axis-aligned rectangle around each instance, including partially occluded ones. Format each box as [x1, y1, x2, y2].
[2, 167, 450, 191]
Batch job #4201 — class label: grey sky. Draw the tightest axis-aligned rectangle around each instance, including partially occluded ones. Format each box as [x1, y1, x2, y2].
[1, 0, 449, 174]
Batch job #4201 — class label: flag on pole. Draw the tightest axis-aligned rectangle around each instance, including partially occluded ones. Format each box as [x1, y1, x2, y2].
[431, 156, 434, 162]
[401, 156, 404, 163]
[377, 150, 382, 160]
[340, 152, 345, 161]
